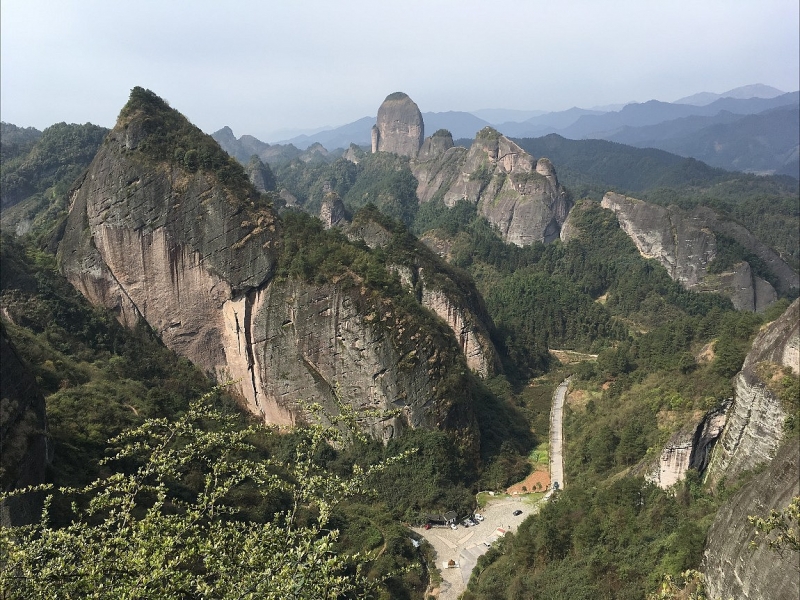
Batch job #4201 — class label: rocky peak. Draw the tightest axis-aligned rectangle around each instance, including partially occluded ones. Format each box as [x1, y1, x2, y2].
[411, 128, 571, 246]
[372, 92, 424, 158]
[55, 88, 483, 447]
[417, 129, 454, 161]
[244, 155, 277, 193]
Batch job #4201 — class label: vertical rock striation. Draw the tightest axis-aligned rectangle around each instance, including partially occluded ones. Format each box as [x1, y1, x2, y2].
[703, 437, 800, 600]
[701, 300, 799, 598]
[412, 127, 572, 246]
[704, 298, 799, 487]
[601, 192, 793, 311]
[56, 88, 481, 446]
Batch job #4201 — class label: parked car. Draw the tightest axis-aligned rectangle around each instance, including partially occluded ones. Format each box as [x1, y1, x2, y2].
[424, 523, 431, 530]
[450, 523, 458, 530]
[474, 513, 484, 522]
[467, 518, 477, 526]
[512, 509, 523, 516]
[553, 481, 560, 490]
[461, 520, 471, 527]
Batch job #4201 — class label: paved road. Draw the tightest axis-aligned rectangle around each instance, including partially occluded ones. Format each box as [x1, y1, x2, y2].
[548, 377, 571, 494]
[413, 377, 572, 599]
[412, 496, 539, 600]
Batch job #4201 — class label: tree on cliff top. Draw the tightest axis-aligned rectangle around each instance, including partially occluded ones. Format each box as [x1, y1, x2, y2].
[0, 390, 408, 599]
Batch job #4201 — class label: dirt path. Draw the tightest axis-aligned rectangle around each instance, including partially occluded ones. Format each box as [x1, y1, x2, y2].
[506, 469, 549, 494]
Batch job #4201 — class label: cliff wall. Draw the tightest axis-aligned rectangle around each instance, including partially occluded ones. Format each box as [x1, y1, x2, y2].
[56, 88, 480, 444]
[412, 128, 572, 246]
[703, 437, 799, 600]
[704, 299, 799, 487]
[346, 212, 502, 378]
[601, 192, 795, 311]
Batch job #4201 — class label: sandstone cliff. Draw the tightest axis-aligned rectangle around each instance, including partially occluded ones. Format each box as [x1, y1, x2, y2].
[56, 88, 481, 445]
[372, 92, 424, 158]
[601, 192, 795, 311]
[346, 209, 502, 378]
[641, 402, 728, 489]
[703, 437, 799, 600]
[412, 127, 572, 246]
[704, 298, 799, 487]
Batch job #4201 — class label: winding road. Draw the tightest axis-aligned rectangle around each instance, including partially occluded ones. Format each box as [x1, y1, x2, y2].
[413, 376, 571, 599]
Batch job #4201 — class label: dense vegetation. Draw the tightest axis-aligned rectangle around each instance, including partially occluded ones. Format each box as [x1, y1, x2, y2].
[2, 97, 798, 598]
[514, 134, 800, 269]
[121, 87, 256, 202]
[274, 153, 419, 225]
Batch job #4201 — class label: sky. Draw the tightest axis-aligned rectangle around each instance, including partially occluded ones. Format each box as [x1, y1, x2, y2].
[2, 0, 798, 142]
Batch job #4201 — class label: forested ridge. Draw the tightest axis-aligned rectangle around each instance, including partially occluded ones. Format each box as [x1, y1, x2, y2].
[1, 102, 798, 599]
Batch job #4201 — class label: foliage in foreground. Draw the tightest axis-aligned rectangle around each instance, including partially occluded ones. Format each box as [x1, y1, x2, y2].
[1, 392, 409, 599]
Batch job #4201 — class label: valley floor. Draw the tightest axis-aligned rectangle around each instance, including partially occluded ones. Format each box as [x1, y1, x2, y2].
[413, 377, 570, 599]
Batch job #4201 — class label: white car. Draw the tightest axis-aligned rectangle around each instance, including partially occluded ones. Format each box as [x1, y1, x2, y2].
[474, 513, 484, 522]
[450, 523, 458, 530]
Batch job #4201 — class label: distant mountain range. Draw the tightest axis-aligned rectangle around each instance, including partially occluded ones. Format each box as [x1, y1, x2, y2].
[673, 84, 786, 106]
[218, 84, 798, 179]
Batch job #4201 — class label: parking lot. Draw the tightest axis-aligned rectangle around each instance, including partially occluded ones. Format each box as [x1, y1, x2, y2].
[412, 495, 543, 600]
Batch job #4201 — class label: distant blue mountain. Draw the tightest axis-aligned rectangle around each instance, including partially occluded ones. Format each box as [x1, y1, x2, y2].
[674, 84, 785, 106]
[216, 85, 798, 178]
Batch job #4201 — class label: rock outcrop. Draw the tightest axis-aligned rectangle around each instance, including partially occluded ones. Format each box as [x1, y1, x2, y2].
[643, 402, 728, 488]
[601, 192, 795, 311]
[244, 155, 277, 193]
[412, 127, 572, 246]
[372, 92, 424, 158]
[319, 192, 347, 229]
[1, 328, 49, 526]
[346, 210, 502, 378]
[57, 88, 481, 445]
[211, 126, 303, 167]
[703, 437, 800, 600]
[704, 298, 799, 487]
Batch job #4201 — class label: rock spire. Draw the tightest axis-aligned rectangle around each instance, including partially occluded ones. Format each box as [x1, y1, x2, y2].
[372, 92, 424, 157]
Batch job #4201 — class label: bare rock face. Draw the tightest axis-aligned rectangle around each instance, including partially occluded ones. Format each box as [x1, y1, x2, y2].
[701, 300, 800, 598]
[412, 127, 572, 246]
[56, 88, 480, 445]
[642, 403, 728, 489]
[373, 92, 424, 158]
[601, 192, 789, 311]
[705, 299, 799, 487]
[703, 437, 800, 600]
[346, 212, 502, 378]
[646, 425, 696, 488]
[244, 155, 277, 193]
[319, 192, 347, 229]
[418, 129, 454, 161]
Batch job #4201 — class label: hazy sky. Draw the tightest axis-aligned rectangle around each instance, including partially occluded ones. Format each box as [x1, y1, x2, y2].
[2, 0, 798, 141]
